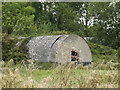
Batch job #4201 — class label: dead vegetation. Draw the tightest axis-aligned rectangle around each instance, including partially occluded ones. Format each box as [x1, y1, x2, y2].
[1, 60, 119, 88]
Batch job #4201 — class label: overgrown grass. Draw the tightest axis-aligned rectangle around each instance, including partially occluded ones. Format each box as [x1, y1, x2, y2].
[1, 34, 119, 88]
[87, 41, 118, 63]
[1, 60, 119, 88]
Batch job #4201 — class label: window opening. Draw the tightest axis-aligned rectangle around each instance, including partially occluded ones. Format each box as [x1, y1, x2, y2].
[71, 50, 79, 61]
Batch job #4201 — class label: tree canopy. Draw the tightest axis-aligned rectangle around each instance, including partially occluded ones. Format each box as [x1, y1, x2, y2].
[2, 2, 119, 49]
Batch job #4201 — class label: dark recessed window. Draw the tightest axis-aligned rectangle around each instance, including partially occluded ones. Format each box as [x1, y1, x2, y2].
[71, 50, 79, 61]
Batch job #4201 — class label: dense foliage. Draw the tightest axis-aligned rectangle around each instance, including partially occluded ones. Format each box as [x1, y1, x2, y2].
[2, 34, 29, 62]
[2, 2, 119, 49]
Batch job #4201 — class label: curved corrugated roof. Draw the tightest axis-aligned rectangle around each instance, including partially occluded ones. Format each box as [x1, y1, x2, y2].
[27, 35, 69, 61]
[27, 34, 92, 63]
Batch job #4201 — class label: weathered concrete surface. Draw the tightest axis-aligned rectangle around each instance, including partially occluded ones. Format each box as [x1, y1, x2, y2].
[27, 34, 92, 64]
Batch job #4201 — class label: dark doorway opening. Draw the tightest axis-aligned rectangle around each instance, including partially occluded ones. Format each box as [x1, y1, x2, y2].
[71, 50, 79, 62]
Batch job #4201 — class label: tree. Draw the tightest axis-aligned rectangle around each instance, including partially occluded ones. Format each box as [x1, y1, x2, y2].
[88, 2, 119, 49]
[2, 2, 37, 36]
[32, 2, 82, 34]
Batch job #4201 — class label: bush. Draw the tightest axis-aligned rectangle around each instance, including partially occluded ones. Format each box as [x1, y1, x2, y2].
[87, 41, 118, 63]
[2, 34, 30, 63]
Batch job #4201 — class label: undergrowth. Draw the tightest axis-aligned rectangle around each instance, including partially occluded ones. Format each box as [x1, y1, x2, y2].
[1, 60, 119, 88]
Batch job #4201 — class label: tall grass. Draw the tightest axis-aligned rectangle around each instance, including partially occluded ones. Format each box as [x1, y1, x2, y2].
[1, 60, 119, 88]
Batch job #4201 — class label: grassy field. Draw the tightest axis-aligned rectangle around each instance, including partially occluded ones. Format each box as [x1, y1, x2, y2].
[1, 59, 119, 88]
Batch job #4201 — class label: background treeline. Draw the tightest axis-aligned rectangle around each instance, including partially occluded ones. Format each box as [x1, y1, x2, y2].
[2, 2, 119, 49]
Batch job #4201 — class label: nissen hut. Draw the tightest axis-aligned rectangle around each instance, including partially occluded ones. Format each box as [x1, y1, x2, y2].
[27, 34, 92, 64]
